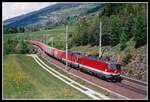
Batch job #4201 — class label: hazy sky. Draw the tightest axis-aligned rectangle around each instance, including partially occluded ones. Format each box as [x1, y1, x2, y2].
[2, 2, 57, 21]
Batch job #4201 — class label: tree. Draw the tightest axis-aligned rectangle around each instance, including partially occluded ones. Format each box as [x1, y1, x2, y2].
[132, 11, 147, 48]
[120, 27, 129, 50]
[70, 3, 147, 49]
[101, 3, 122, 17]
[20, 41, 29, 54]
[4, 38, 18, 55]
[19, 27, 25, 33]
[109, 15, 121, 46]
[71, 17, 89, 46]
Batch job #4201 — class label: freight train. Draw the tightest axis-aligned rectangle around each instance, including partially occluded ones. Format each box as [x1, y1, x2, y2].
[30, 40, 122, 82]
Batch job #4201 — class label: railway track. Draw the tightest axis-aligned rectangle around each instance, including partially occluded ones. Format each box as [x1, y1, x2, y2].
[34, 46, 147, 99]
[121, 75, 147, 87]
[27, 54, 110, 99]
[118, 76, 147, 96]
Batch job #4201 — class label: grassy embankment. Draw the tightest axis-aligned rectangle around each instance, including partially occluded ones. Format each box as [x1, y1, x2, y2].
[3, 54, 90, 99]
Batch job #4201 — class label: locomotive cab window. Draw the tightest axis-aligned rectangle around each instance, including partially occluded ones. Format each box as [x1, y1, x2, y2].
[108, 63, 121, 70]
[108, 64, 117, 69]
[116, 64, 121, 70]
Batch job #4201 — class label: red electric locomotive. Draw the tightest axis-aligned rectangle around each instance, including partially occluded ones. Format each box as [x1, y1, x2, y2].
[30, 40, 122, 82]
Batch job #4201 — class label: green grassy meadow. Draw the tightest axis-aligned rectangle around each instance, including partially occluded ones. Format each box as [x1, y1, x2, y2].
[3, 54, 90, 99]
[4, 25, 76, 50]
[4, 25, 76, 41]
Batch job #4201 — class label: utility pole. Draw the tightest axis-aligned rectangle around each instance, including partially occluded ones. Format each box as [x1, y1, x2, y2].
[42, 34, 44, 43]
[99, 21, 102, 59]
[65, 25, 68, 68]
[45, 34, 46, 44]
[52, 37, 53, 47]
[48, 35, 50, 45]
[49, 37, 53, 47]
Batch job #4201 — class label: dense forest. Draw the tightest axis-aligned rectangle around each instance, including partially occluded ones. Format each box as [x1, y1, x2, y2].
[70, 3, 147, 50]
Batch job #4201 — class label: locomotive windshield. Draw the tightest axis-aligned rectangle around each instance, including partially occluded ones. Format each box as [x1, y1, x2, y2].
[108, 63, 121, 70]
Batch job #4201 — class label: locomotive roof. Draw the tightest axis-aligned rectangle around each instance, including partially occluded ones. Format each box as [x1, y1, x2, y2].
[68, 50, 118, 64]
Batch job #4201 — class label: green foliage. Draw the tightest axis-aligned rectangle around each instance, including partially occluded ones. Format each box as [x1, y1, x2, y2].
[4, 39, 34, 55]
[3, 26, 25, 34]
[4, 4, 147, 51]
[100, 3, 123, 17]
[120, 27, 129, 51]
[86, 5, 101, 14]
[4, 38, 18, 55]
[71, 18, 89, 46]
[132, 11, 147, 48]
[109, 15, 122, 46]
[87, 18, 99, 46]
[70, 3, 147, 50]
[20, 41, 30, 54]
[122, 53, 132, 64]
[53, 41, 65, 50]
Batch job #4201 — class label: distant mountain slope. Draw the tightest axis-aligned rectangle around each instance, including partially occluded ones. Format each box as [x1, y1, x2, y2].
[4, 3, 102, 29]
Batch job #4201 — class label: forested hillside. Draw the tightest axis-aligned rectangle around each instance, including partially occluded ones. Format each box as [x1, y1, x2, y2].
[69, 3, 147, 81]
[3, 3, 101, 33]
[70, 3, 147, 49]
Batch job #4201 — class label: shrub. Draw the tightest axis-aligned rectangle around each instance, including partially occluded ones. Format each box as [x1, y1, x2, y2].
[4, 39, 34, 55]
[122, 53, 132, 64]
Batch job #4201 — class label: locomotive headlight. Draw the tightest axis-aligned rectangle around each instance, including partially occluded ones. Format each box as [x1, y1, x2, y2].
[114, 70, 117, 73]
